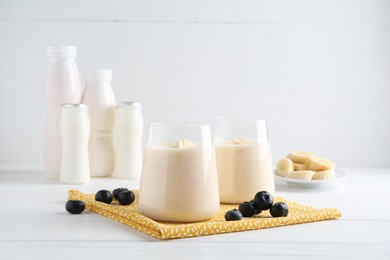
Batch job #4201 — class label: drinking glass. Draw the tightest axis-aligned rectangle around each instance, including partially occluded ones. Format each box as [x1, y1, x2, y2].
[138, 123, 220, 222]
[213, 117, 275, 203]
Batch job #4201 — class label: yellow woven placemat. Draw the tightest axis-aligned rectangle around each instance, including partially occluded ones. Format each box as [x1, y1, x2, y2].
[68, 189, 341, 240]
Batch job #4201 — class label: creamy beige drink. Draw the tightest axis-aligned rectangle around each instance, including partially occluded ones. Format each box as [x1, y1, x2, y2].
[138, 139, 220, 222]
[215, 139, 275, 203]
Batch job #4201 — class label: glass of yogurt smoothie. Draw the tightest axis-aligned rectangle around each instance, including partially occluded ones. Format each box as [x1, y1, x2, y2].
[213, 117, 275, 203]
[138, 123, 220, 222]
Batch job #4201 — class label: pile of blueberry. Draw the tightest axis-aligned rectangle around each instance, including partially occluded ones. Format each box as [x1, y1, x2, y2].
[225, 191, 289, 221]
[65, 188, 135, 214]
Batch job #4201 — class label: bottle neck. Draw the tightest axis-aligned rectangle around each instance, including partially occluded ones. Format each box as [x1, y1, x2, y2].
[61, 110, 88, 118]
[117, 107, 141, 114]
[85, 81, 112, 88]
[48, 57, 76, 63]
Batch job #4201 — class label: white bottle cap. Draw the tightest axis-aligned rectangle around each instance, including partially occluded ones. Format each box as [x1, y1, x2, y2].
[47, 46, 77, 56]
[85, 69, 112, 82]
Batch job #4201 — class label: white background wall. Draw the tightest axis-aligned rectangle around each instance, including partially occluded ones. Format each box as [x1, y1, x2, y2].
[0, 0, 389, 171]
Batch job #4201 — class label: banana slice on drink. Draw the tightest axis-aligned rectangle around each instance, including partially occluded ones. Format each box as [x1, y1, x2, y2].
[287, 151, 315, 164]
[307, 157, 335, 171]
[312, 168, 335, 180]
[286, 170, 315, 180]
[276, 158, 294, 177]
[293, 162, 306, 171]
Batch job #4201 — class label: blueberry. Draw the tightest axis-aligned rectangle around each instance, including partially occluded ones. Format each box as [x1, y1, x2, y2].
[65, 200, 85, 214]
[254, 191, 274, 210]
[249, 199, 262, 214]
[113, 187, 129, 200]
[270, 202, 289, 217]
[95, 190, 113, 204]
[117, 190, 135, 205]
[238, 202, 256, 217]
[225, 209, 243, 221]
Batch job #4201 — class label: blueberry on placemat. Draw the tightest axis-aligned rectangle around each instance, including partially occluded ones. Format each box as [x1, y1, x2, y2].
[249, 199, 262, 214]
[270, 202, 289, 217]
[238, 202, 256, 217]
[65, 200, 85, 214]
[117, 190, 135, 205]
[225, 209, 243, 221]
[254, 191, 274, 210]
[95, 190, 113, 204]
[113, 187, 129, 200]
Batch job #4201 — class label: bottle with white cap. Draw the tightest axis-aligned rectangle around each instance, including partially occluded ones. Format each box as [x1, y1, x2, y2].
[114, 102, 143, 179]
[44, 46, 81, 180]
[81, 69, 116, 177]
[60, 104, 90, 184]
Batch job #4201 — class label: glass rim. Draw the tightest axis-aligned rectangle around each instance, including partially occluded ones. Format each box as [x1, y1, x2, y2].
[213, 116, 268, 123]
[148, 122, 211, 128]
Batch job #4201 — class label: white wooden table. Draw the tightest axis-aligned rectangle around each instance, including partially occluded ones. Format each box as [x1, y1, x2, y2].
[1, 168, 389, 259]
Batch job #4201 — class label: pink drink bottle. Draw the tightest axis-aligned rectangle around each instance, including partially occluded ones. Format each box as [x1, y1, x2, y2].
[44, 46, 81, 180]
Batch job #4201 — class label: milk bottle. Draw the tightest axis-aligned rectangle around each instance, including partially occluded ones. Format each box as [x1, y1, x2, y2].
[114, 102, 143, 179]
[81, 70, 116, 177]
[60, 104, 90, 184]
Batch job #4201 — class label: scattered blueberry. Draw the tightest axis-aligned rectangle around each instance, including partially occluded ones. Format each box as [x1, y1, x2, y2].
[113, 187, 129, 200]
[117, 190, 135, 205]
[270, 202, 289, 217]
[238, 202, 256, 217]
[254, 191, 274, 210]
[225, 209, 243, 221]
[249, 199, 262, 214]
[65, 200, 85, 214]
[95, 190, 113, 204]
[223, 191, 288, 222]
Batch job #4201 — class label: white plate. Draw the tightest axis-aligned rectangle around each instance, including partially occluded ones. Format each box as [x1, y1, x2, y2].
[274, 169, 347, 188]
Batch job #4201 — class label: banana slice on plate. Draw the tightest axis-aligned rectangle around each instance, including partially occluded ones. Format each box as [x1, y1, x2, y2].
[286, 170, 315, 180]
[307, 157, 335, 171]
[313, 168, 335, 180]
[293, 162, 306, 171]
[287, 151, 315, 164]
[276, 158, 294, 177]
[274, 151, 344, 187]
